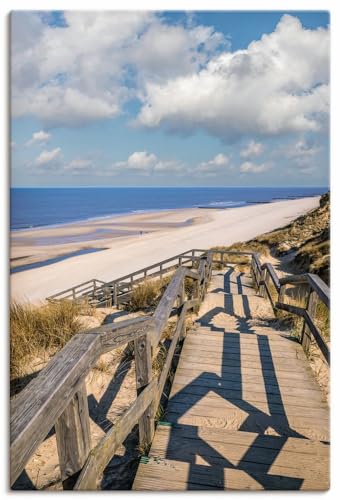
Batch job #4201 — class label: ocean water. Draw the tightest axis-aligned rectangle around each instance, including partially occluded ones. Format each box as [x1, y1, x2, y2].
[10, 187, 327, 231]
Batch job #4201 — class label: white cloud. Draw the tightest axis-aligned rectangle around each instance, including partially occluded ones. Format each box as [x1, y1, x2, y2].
[26, 130, 51, 146]
[114, 151, 158, 172]
[34, 147, 62, 167]
[137, 15, 329, 141]
[64, 159, 94, 173]
[283, 138, 322, 166]
[11, 12, 226, 127]
[196, 153, 229, 175]
[240, 140, 264, 159]
[111, 151, 184, 175]
[240, 161, 271, 174]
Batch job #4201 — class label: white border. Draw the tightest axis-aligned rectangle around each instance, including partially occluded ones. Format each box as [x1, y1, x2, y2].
[1, 1, 338, 498]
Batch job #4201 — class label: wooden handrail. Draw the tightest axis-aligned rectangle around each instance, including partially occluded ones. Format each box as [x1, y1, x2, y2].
[10, 254, 210, 488]
[279, 273, 329, 308]
[11, 247, 330, 489]
[10, 317, 154, 485]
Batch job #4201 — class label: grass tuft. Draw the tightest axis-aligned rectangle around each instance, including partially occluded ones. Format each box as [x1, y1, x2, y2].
[10, 300, 82, 382]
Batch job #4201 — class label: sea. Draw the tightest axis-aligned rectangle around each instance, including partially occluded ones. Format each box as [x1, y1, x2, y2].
[10, 187, 328, 232]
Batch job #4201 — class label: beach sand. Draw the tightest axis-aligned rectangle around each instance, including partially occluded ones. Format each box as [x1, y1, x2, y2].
[11, 197, 319, 303]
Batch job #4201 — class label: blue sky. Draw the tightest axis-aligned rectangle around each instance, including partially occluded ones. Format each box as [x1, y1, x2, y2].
[11, 10, 330, 187]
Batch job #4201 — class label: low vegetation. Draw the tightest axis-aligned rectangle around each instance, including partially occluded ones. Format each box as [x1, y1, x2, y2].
[256, 192, 330, 284]
[126, 275, 173, 312]
[10, 300, 83, 390]
[210, 241, 269, 272]
[126, 273, 197, 313]
[211, 192, 330, 283]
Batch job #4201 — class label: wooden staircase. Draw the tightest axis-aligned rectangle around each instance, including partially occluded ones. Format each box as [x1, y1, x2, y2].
[133, 269, 329, 490]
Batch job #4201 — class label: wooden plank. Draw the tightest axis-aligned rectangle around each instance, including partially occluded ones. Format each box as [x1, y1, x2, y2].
[169, 382, 326, 408]
[189, 329, 300, 345]
[171, 373, 325, 400]
[55, 382, 91, 489]
[75, 379, 157, 490]
[10, 333, 101, 485]
[173, 366, 322, 392]
[166, 396, 329, 419]
[134, 334, 155, 448]
[178, 351, 310, 371]
[165, 411, 329, 441]
[175, 357, 316, 380]
[183, 338, 304, 359]
[133, 457, 329, 490]
[153, 424, 330, 454]
[168, 392, 328, 419]
[150, 430, 329, 470]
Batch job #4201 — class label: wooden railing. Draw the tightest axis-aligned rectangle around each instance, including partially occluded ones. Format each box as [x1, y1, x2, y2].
[251, 253, 330, 364]
[11, 248, 330, 490]
[10, 251, 213, 490]
[46, 249, 208, 307]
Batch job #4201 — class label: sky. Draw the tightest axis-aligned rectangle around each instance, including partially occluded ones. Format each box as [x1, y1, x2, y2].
[10, 10, 330, 187]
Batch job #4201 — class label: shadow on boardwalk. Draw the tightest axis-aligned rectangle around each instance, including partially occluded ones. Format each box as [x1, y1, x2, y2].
[161, 271, 312, 490]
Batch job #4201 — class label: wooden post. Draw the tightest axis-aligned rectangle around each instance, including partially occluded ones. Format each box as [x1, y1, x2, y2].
[134, 335, 155, 450]
[72, 288, 76, 300]
[160, 263, 163, 279]
[301, 290, 318, 353]
[178, 282, 186, 340]
[55, 382, 91, 490]
[259, 268, 266, 298]
[278, 283, 286, 304]
[113, 283, 118, 307]
[179, 256, 183, 266]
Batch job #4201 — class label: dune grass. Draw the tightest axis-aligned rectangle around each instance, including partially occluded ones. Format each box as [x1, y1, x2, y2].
[10, 300, 83, 382]
[210, 241, 269, 271]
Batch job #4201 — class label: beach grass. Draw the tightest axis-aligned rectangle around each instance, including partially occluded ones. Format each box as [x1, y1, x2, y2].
[10, 300, 82, 383]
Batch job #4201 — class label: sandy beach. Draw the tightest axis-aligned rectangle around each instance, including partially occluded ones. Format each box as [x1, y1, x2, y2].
[11, 197, 319, 304]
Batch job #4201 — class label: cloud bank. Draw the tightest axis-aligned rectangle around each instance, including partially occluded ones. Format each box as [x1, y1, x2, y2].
[12, 13, 329, 144]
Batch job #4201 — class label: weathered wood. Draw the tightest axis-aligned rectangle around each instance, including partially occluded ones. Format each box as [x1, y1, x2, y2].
[259, 267, 266, 298]
[156, 304, 187, 406]
[307, 274, 330, 308]
[55, 382, 91, 489]
[304, 310, 330, 364]
[275, 301, 306, 317]
[97, 316, 154, 354]
[153, 267, 187, 346]
[301, 290, 318, 352]
[75, 379, 157, 490]
[10, 333, 101, 485]
[134, 334, 155, 448]
[262, 263, 280, 291]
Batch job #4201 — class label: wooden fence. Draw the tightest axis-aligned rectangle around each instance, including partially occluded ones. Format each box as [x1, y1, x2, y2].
[46, 249, 208, 307]
[11, 249, 330, 490]
[251, 253, 330, 364]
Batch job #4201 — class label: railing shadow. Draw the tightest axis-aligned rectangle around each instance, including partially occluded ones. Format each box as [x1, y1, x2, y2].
[88, 345, 134, 433]
[161, 270, 308, 490]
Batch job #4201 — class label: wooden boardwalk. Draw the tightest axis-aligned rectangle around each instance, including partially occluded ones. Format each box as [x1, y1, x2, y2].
[133, 269, 329, 490]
